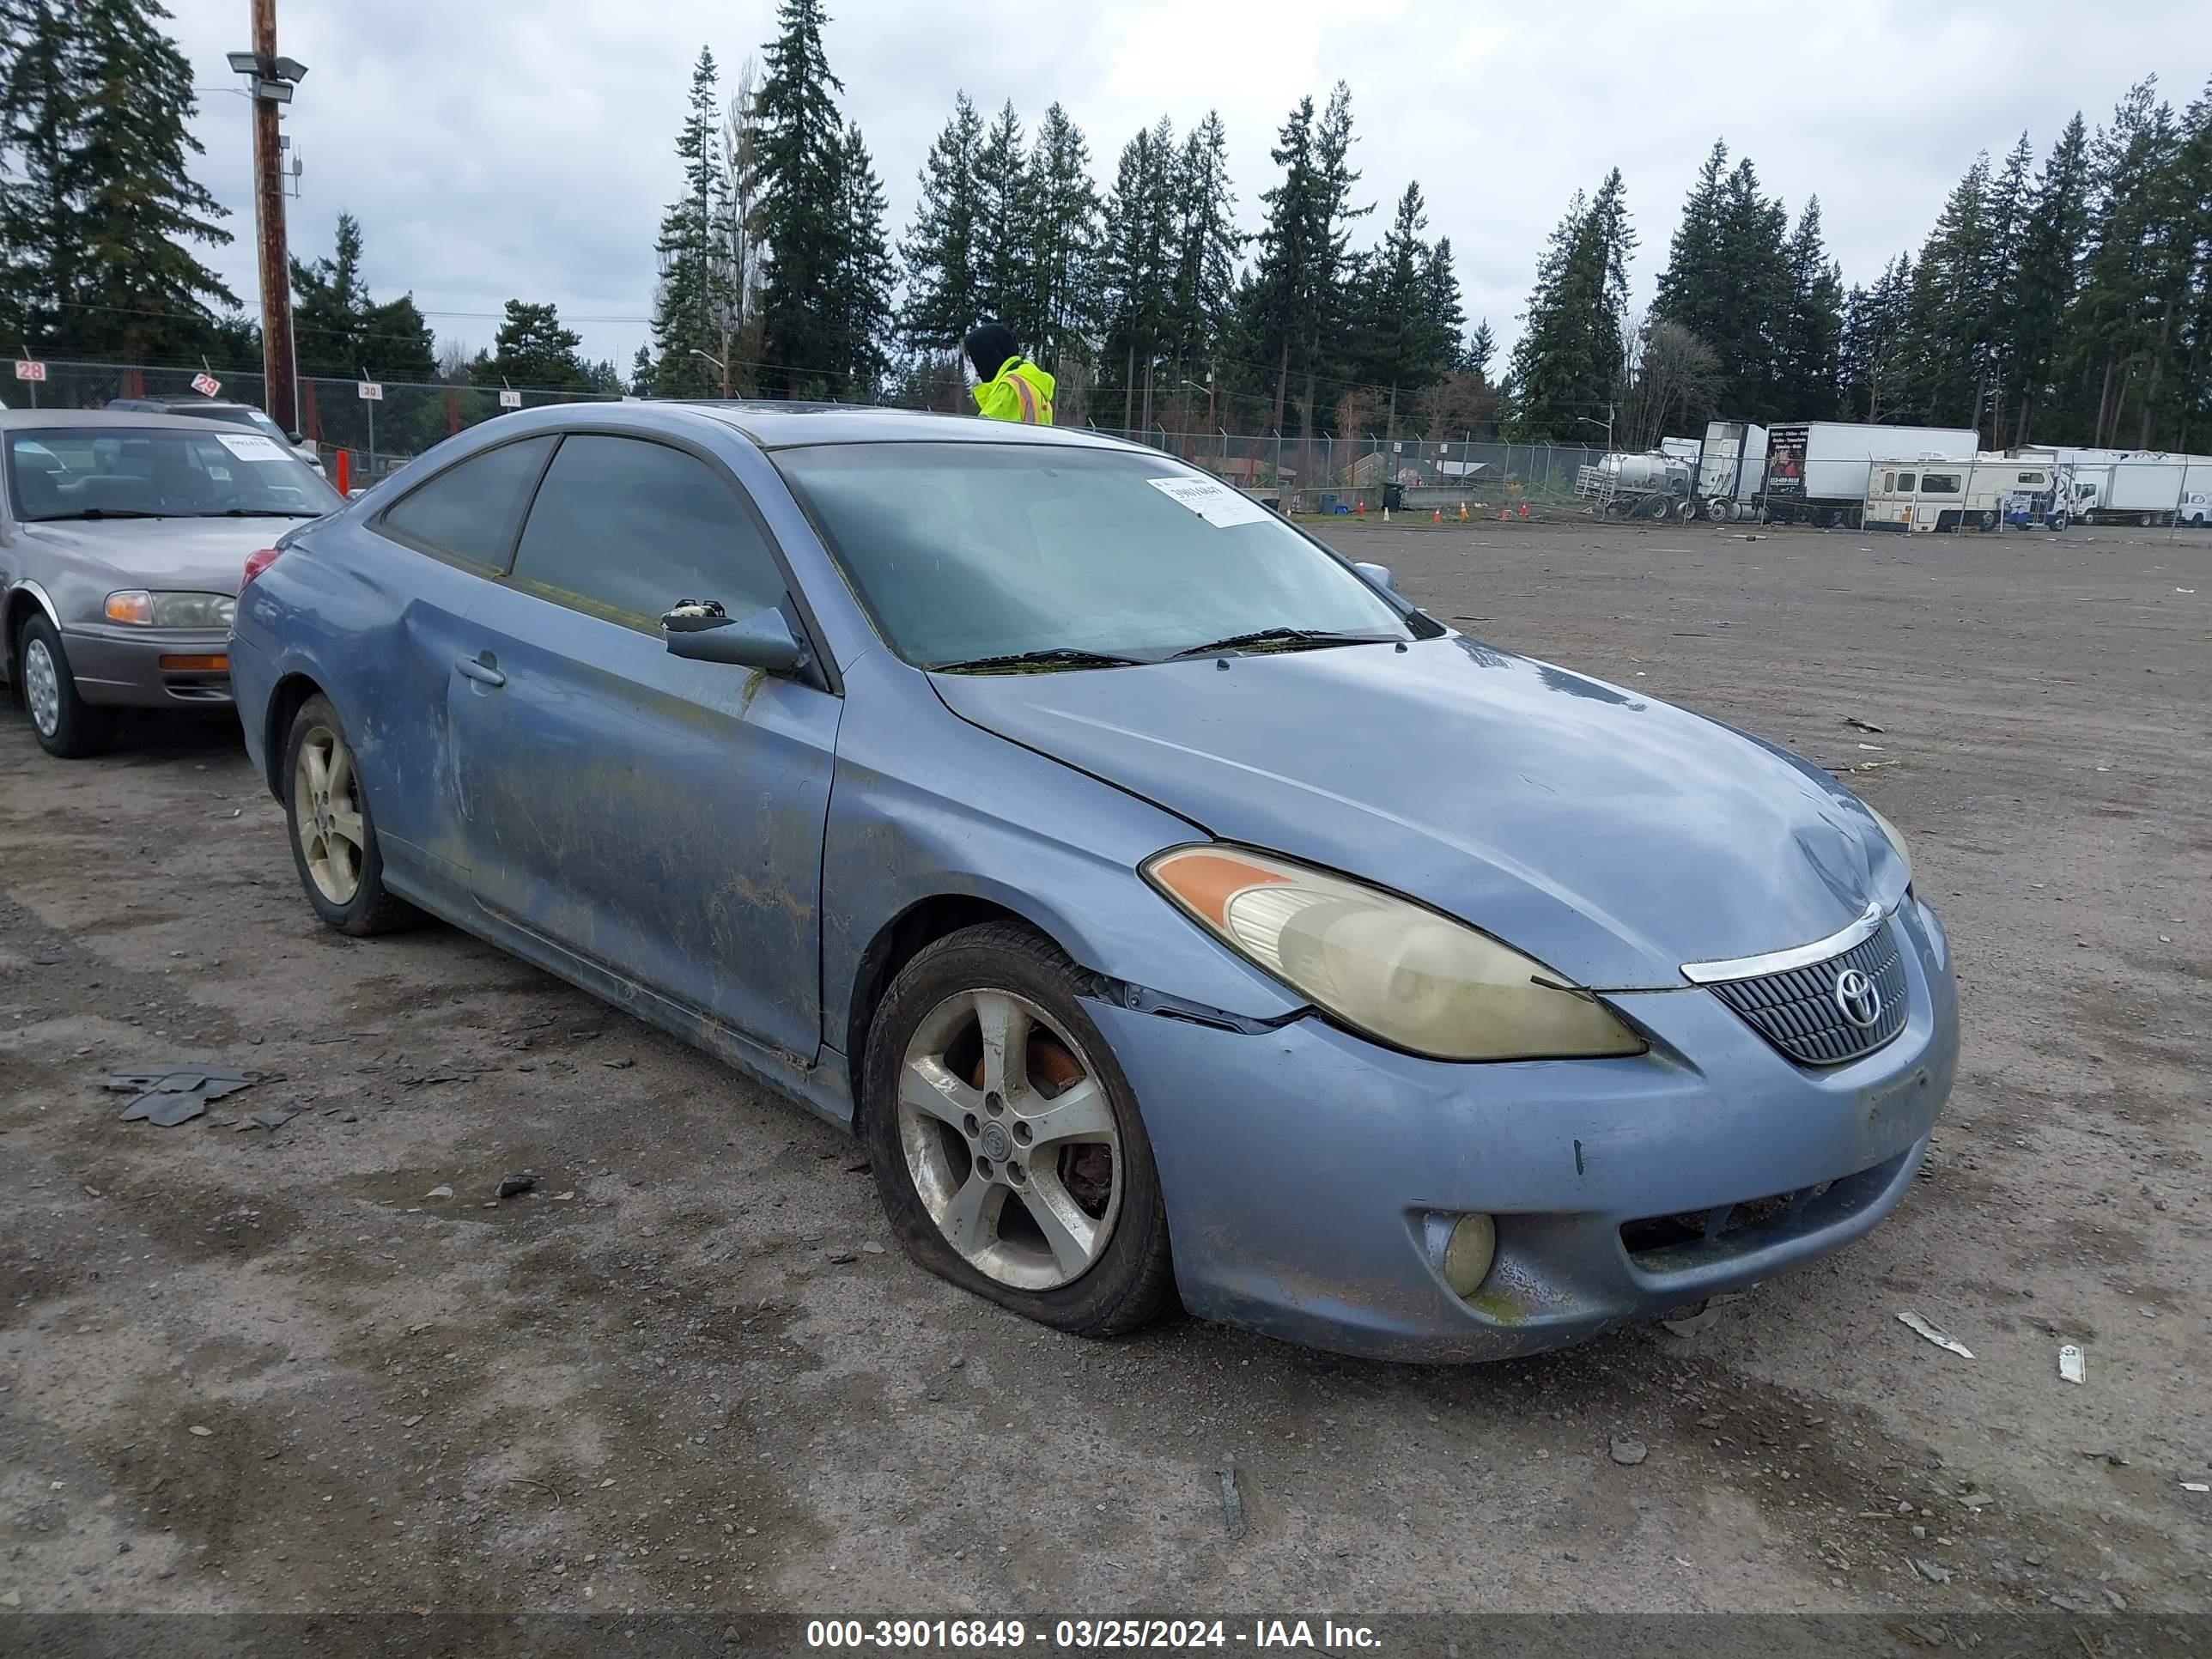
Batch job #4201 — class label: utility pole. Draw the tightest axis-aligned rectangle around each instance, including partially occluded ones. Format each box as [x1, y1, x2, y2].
[230, 3, 306, 436]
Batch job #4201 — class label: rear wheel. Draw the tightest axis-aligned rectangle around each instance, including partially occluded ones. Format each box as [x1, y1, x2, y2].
[283, 694, 421, 936]
[861, 921, 1175, 1338]
[17, 613, 115, 759]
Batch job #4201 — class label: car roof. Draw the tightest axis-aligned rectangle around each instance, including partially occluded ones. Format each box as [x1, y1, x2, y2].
[665, 401, 1140, 453]
[117, 397, 262, 413]
[1, 407, 248, 434]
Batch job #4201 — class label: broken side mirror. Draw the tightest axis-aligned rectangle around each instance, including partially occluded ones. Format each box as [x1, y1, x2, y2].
[662, 603, 810, 676]
[1354, 561, 1398, 594]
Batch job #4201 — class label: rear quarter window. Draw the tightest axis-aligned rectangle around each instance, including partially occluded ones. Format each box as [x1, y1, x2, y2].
[376, 436, 556, 572]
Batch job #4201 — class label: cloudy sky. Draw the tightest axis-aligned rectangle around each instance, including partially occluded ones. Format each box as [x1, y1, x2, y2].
[172, 0, 2207, 381]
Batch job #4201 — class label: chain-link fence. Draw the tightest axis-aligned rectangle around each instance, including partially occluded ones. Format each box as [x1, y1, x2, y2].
[2, 360, 622, 484]
[1085, 426, 1609, 516]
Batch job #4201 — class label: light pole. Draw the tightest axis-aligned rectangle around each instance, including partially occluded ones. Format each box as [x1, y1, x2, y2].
[690, 348, 731, 398]
[1576, 411, 1615, 453]
[226, 10, 307, 436]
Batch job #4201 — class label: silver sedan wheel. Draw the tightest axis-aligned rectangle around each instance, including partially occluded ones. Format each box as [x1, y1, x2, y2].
[896, 988, 1123, 1291]
[293, 721, 368, 905]
[23, 637, 61, 738]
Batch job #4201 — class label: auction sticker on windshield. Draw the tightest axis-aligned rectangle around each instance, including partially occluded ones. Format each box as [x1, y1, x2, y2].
[216, 433, 287, 462]
[1147, 474, 1273, 529]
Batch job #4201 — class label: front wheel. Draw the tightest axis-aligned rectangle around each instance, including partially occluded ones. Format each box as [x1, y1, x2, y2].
[17, 613, 115, 759]
[861, 921, 1175, 1338]
[283, 694, 422, 936]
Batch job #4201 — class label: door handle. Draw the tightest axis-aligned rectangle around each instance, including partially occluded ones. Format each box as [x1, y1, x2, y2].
[457, 654, 505, 688]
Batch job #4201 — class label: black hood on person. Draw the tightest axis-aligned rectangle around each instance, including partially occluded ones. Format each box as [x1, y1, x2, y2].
[963, 321, 1019, 384]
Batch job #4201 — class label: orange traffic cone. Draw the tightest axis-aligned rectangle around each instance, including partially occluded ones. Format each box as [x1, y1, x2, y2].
[1431, 507, 1442, 524]
[1517, 503, 1530, 519]
[1458, 501, 1468, 520]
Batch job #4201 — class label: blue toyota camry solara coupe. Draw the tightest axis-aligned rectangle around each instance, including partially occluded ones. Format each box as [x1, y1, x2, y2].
[229, 403, 1956, 1361]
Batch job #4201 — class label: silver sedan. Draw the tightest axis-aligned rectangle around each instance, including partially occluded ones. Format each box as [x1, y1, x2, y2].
[0, 409, 339, 757]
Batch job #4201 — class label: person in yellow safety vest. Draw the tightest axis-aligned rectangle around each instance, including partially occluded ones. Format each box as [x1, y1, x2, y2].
[963, 320, 1054, 425]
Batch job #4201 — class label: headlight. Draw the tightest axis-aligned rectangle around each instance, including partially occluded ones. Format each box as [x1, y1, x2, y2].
[104, 591, 236, 629]
[1143, 845, 1647, 1060]
[1863, 803, 1913, 887]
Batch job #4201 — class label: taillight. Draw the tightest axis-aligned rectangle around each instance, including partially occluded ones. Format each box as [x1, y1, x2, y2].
[241, 545, 284, 587]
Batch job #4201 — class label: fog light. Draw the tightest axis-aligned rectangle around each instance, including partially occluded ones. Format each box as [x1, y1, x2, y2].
[1441, 1213, 1498, 1297]
[159, 653, 229, 672]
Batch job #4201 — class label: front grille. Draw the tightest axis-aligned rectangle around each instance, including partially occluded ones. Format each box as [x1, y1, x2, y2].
[1706, 919, 1907, 1066]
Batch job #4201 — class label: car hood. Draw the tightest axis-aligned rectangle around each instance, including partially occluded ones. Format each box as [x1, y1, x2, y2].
[20, 517, 290, 595]
[931, 635, 1906, 990]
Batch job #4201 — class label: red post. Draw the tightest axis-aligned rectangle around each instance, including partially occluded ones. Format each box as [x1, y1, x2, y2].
[335, 449, 349, 495]
[124, 368, 144, 397]
[300, 377, 319, 442]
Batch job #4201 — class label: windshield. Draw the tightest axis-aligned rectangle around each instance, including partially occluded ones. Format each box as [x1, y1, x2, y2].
[774, 442, 1412, 667]
[5, 426, 340, 522]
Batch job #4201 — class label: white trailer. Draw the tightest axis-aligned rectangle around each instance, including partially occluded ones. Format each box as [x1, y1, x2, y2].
[1863, 459, 2057, 533]
[1692, 420, 1766, 520]
[1762, 422, 1978, 527]
[2181, 463, 2211, 526]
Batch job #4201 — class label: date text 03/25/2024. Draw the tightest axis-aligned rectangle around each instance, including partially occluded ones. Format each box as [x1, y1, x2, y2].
[805, 1620, 1381, 1650]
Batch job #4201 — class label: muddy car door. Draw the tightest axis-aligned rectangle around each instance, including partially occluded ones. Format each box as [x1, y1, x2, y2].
[447, 432, 840, 1062]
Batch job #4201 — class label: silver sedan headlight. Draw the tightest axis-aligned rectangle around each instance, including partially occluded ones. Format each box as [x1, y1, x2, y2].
[1144, 844, 1646, 1060]
[104, 590, 237, 629]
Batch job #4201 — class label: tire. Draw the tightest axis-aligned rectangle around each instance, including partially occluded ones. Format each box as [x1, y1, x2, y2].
[2138, 513, 2153, 528]
[1645, 495, 1670, 520]
[16, 613, 115, 759]
[860, 921, 1176, 1339]
[1705, 497, 1731, 522]
[282, 693, 422, 936]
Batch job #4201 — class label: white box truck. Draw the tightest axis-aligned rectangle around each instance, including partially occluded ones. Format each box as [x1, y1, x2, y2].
[2180, 462, 2210, 526]
[1692, 420, 1766, 520]
[2066, 458, 2187, 526]
[1762, 422, 1978, 527]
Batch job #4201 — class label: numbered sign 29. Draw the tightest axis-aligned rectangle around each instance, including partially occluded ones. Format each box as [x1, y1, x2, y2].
[191, 371, 222, 398]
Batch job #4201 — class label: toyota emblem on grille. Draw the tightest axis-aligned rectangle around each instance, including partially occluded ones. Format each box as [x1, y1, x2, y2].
[1833, 967, 1882, 1029]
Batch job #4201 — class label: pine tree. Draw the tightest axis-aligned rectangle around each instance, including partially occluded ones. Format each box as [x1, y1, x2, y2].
[1505, 171, 1633, 442]
[0, 0, 87, 348]
[2005, 115, 2091, 444]
[1164, 112, 1240, 390]
[2070, 79, 2180, 446]
[897, 93, 985, 358]
[1096, 118, 1176, 431]
[629, 343, 657, 397]
[652, 47, 734, 398]
[56, 0, 236, 359]
[1652, 143, 1787, 413]
[1905, 152, 1997, 427]
[2167, 82, 2212, 449]
[1419, 238, 1468, 380]
[972, 101, 1028, 334]
[471, 301, 586, 389]
[1774, 198, 1844, 420]
[755, 0, 851, 397]
[1839, 253, 1912, 422]
[1466, 319, 1497, 382]
[1018, 102, 1102, 374]
[1243, 94, 1320, 435]
[830, 121, 896, 402]
[289, 212, 434, 380]
[1976, 134, 2033, 441]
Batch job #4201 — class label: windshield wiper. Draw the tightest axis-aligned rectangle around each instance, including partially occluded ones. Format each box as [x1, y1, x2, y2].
[201, 507, 322, 518]
[1169, 627, 1400, 659]
[928, 647, 1146, 674]
[32, 508, 164, 521]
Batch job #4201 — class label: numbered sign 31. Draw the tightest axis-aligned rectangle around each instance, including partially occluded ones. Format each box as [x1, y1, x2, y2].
[497, 388, 521, 410]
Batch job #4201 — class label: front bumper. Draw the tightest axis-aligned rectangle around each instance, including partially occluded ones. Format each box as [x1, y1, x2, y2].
[1096, 896, 1958, 1362]
[61, 623, 234, 710]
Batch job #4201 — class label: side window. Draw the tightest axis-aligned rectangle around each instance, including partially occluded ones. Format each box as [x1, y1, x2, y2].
[379, 436, 555, 571]
[1897, 472, 1916, 493]
[509, 435, 785, 624]
[2018, 471, 2045, 484]
[1882, 471, 1894, 493]
[1920, 472, 1960, 495]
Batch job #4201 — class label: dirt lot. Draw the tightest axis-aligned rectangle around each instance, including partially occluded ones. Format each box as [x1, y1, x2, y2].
[2, 518, 2208, 1623]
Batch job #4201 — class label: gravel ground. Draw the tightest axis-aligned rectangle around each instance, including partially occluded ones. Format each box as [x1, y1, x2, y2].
[1, 517, 2207, 1620]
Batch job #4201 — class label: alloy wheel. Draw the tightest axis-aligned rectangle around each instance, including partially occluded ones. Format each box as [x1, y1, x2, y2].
[896, 987, 1123, 1291]
[293, 722, 367, 904]
[22, 638, 60, 738]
